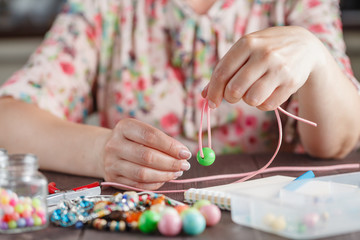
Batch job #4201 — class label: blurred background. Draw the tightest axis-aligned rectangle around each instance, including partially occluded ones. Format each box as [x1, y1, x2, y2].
[0, 0, 359, 87]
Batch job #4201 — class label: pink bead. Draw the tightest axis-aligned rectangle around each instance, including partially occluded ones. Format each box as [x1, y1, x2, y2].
[303, 213, 320, 228]
[36, 209, 46, 218]
[40, 216, 47, 225]
[158, 213, 182, 236]
[9, 198, 17, 207]
[199, 204, 221, 227]
[2, 205, 14, 215]
[21, 210, 32, 218]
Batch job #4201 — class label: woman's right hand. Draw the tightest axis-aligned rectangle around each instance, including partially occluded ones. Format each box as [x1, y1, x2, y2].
[101, 118, 191, 190]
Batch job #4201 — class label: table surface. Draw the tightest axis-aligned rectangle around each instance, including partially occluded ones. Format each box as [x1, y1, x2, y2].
[3, 151, 360, 240]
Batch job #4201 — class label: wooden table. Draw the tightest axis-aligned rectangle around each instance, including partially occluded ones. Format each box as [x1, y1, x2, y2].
[3, 152, 360, 240]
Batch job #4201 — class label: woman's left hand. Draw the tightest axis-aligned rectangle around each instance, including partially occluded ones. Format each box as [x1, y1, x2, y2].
[203, 26, 326, 110]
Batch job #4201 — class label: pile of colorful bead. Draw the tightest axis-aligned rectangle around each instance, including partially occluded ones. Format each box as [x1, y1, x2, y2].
[0, 188, 47, 233]
[50, 192, 221, 236]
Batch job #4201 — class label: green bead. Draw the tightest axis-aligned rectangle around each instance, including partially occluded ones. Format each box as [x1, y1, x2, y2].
[197, 147, 216, 166]
[138, 210, 160, 234]
[193, 199, 211, 209]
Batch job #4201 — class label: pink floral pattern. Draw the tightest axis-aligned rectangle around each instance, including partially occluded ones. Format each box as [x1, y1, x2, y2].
[0, 0, 358, 155]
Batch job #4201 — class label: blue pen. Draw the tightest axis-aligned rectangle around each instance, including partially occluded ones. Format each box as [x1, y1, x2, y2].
[283, 170, 315, 191]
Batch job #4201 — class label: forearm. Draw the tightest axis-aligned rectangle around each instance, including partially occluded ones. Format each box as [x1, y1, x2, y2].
[297, 45, 360, 158]
[0, 98, 111, 178]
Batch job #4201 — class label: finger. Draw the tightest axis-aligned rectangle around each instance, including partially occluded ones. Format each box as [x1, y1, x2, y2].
[120, 119, 192, 160]
[107, 175, 166, 191]
[256, 85, 293, 111]
[242, 72, 278, 107]
[201, 83, 209, 98]
[114, 159, 183, 183]
[117, 139, 191, 172]
[207, 38, 251, 108]
[224, 54, 268, 104]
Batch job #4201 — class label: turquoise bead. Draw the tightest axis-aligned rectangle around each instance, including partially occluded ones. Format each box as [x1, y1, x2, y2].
[197, 147, 216, 166]
[182, 210, 206, 235]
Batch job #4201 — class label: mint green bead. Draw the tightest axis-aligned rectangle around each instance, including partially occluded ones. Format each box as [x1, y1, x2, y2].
[197, 147, 215, 166]
[193, 199, 211, 209]
[138, 210, 160, 234]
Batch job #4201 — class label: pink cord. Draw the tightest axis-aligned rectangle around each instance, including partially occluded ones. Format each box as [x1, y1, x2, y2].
[198, 100, 212, 158]
[101, 104, 358, 193]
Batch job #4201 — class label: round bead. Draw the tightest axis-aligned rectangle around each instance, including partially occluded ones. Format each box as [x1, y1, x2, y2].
[174, 205, 189, 215]
[180, 207, 199, 219]
[8, 220, 17, 229]
[26, 217, 34, 227]
[160, 206, 179, 216]
[303, 213, 320, 228]
[17, 218, 27, 228]
[75, 221, 84, 229]
[32, 198, 41, 209]
[150, 203, 165, 213]
[138, 210, 160, 234]
[193, 199, 211, 209]
[271, 216, 286, 231]
[199, 204, 221, 226]
[182, 209, 206, 235]
[0, 221, 8, 230]
[158, 212, 182, 236]
[15, 204, 24, 214]
[197, 148, 216, 166]
[33, 216, 42, 226]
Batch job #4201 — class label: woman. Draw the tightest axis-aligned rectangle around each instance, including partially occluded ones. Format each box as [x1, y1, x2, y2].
[0, 0, 359, 190]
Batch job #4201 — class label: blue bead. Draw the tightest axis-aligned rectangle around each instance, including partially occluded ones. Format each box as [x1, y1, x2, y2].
[182, 210, 206, 235]
[75, 221, 84, 229]
[17, 218, 27, 228]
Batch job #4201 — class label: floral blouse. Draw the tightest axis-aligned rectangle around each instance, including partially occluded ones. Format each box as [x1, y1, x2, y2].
[1, 0, 358, 155]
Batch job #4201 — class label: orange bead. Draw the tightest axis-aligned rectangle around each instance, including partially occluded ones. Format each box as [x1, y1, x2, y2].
[126, 211, 142, 222]
[174, 205, 189, 215]
[151, 195, 165, 205]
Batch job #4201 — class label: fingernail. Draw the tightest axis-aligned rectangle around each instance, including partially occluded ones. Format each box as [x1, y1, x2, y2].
[181, 161, 191, 171]
[208, 100, 216, 109]
[174, 171, 183, 178]
[179, 149, 192, 160]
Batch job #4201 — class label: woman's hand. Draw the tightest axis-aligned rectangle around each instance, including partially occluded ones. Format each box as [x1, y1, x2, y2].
[203, 26, 326, 110]
[100, 118, 191, 190]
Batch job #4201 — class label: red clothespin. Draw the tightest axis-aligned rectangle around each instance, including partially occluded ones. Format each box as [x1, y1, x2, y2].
[72, 182, 100, 191]
[48, 182, 60, 194]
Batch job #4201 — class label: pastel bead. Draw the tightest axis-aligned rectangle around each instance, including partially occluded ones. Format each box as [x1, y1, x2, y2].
[303, 213, 320, 228]
[271, 216, 286, 231]
[158, 212, 182, 236]
[199, 204, 221, 226]
[26, 217, 34, 227]
[150, 203, 165, 213]
[0, 221, 8, 230]
[193, 199, 211, 209]
[15, 204, 24, 214]
[197, 148, 216, 166]
[182, 210, 206, 235]
[8, 220, 17, 229]
[138, 210, 160, 234]
[33, 216, 42, 226]
[17, 218, 27, 228]
[180, 207, 199, 219]
[160, 206, 179, 216]
[32, 198, 41, 209]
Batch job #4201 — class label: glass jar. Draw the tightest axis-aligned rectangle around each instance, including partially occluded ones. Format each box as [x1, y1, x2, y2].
[0, 154, 48, 233]
[0, 148, 6, 155]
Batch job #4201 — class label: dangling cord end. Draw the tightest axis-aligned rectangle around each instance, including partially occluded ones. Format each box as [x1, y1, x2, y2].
[198, 100, 206, 158]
